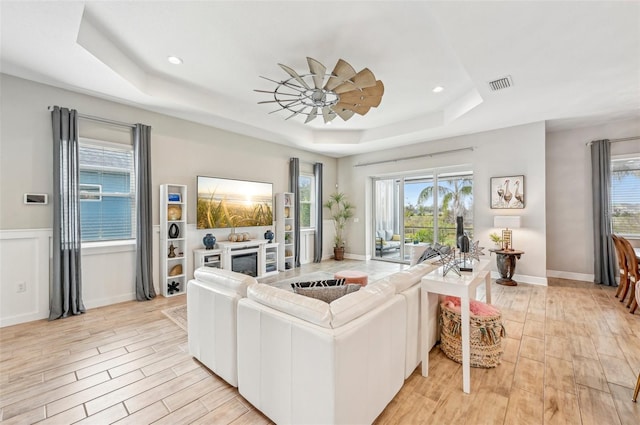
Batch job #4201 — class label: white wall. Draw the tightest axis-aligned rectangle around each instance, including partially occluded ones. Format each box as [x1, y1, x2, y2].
[337, 122, 547, 284]
[0, 74, 338, 325]
[545, 118, 640, 281]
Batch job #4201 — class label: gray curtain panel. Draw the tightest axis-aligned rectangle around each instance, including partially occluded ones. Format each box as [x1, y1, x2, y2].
[50, 106, 86, 320]
[313, 162, 323, 263]
[289, 157, 301, 267]
[134, 124, 156, 300]
[591, 139, 616, 286]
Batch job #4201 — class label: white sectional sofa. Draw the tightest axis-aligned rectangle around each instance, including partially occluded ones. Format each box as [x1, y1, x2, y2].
[187, 259, 442, 424]
[186, 267, 257, 387]
[237, 280, 407, 425]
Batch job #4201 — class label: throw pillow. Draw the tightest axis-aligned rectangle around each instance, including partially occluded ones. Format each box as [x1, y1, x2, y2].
[294, 284, 360, 303]
[391, 234, 401, 241]
[290, 278, 346, 289]
[417, 247, 439, 264]
[385, 230, 394, 241]
[376, 230, 385, 239]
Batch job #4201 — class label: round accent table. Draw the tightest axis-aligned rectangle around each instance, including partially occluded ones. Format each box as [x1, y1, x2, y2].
[334, 270, 368, 287]
[489, 249, 525, 286]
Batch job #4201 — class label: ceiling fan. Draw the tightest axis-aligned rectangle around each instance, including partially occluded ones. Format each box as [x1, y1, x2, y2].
[256, 57, 384, 124]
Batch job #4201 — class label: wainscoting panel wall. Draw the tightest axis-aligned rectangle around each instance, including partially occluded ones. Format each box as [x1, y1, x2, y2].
[0, 229, 51, 327]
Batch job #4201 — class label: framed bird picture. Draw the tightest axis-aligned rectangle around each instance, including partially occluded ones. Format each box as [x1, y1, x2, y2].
[491, 175, 524, 209]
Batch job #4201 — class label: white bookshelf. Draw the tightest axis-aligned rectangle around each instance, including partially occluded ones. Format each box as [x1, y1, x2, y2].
[160, 184, 187, 297]
[275, 192, 295, 271]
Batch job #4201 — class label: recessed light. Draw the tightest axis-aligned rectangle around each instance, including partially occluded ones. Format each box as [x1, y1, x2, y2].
[167, 56, 183, 65]
[432, 86, 444, 93]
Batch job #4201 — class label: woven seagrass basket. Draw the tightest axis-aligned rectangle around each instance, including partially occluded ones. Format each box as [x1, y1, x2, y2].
[439, 302, 506, 368]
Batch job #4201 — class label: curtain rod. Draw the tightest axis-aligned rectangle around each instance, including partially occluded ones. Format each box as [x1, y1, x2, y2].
[585, 136, 640, 146]
[353, 147, 474, 167]
[47, 106, 136, 129]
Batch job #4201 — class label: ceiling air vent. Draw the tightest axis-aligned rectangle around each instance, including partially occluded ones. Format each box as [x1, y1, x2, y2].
[488, 75, 513, 91]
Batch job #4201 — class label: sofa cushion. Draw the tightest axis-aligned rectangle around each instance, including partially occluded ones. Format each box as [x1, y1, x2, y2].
[294, 284, 360, 303]
[290, 278, 345, 289]
[385, 229, 394, 240]
[193, 267, 257, 296]
[330, 280, 396, 328]
[247, 284, 332, 328]
[376, 229, 385, 239]
[387, 270, 420, 293]
[391, 234, 401, 241]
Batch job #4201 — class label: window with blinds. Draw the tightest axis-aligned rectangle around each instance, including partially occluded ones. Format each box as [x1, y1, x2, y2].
[299, 174, 315, 229]
[79, 140, 136, 242]
[611, 156, 640, 237]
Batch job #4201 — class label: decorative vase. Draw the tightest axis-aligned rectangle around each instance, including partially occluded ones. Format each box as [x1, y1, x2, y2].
[167, 205, 182, 221]
[334, 247, 345, 261]
[203, 233, 216, 250]
[455, 216, 464, 249]
[168, 223, 180, 239]
[264, 229, 274, 243]
[168, 243, 176, 258]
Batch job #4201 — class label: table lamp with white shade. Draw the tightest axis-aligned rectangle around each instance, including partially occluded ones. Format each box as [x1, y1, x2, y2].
[494, 216, 521, 251]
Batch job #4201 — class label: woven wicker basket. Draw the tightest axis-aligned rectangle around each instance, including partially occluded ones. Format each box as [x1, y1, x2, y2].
[439, 302, 506, 368]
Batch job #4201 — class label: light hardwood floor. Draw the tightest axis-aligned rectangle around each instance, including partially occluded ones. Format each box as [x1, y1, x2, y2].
[1, 259, 639, 424]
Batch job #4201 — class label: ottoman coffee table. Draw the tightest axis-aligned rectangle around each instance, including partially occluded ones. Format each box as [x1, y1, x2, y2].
[334, 270, 368, 287]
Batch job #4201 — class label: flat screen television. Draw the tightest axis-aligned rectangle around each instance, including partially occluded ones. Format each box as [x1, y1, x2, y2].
[196, 176, 273, 229]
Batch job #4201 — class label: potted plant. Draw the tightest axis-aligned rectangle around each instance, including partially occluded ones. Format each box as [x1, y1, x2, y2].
[323, 192, 355, 261]
[489, 232, 503, 250]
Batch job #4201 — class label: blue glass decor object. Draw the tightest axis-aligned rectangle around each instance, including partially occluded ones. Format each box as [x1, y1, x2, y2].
[264, 229, 274, 243]
[203, 233, 216, 250]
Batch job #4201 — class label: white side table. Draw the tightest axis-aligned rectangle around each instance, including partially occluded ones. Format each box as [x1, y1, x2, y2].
[420, 259, 491, 393]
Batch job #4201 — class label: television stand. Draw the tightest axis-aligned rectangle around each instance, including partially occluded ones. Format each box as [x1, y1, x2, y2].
[193, 239, 279, 279]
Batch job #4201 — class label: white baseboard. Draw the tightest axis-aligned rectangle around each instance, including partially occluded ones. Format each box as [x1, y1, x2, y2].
[84, 292, 136, 309]
[0, 311, 49, 328]
[546, 270, 594, 283]
[344, 253, 367, 261]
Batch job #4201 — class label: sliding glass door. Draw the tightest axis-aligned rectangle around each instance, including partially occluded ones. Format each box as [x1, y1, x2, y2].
[373, 171, 473, 263]
[373, 178, 404, 261]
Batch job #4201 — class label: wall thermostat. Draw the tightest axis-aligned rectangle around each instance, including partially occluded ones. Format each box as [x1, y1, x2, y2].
[24, 193, 48, 205]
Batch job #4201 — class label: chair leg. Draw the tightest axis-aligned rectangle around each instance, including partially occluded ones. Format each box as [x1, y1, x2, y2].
[630, 299, 638, 314]
[616, 275, 627, 298]
[620, 277, 631, 303]
[626, 283, 636, 308]
[633, 371, 640, 402]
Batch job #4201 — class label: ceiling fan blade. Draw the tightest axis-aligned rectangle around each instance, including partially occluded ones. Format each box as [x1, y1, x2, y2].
[333, 68, 377, 94]
[307, 57, 326, 89]
[260, 76, 306, 92]
[362, 80, 384, 97]
[336, 92, 382, 108]
[335, 102, 371, 116]
[278, 63, 310, 89]
[324, 59, 356, 91]
[305, 107, 318, 123]
[285, 107, 308, 120]
[332, 59, 356, 79]
[322, 106, 337, 123]
[268, 100, 303, 113]
[331, 106, 355, 121]
[255, 89, 301, 99]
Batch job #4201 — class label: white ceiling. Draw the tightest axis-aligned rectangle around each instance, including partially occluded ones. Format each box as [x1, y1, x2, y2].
[1, 1, 639, 157]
